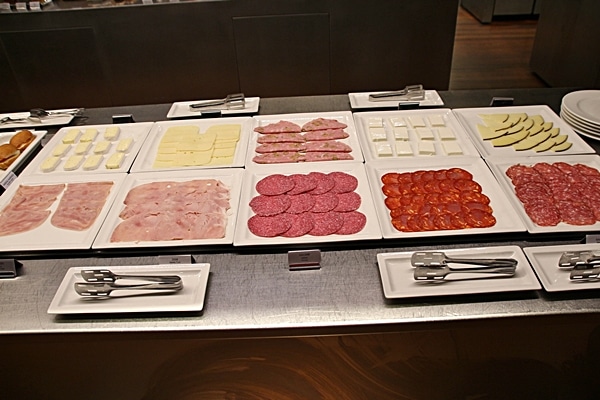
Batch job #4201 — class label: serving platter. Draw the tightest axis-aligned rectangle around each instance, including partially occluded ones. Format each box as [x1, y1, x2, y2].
[453, 105, 595, 157]
[523, 243, 600, 292]
[365, 157, 526, 239]
[486, 154, 600, 234]
[233, 162, 382, 246]
[353, 109, 480, 162]
[0, 109, 74, 130]
[348, 90, 444, 109]
[0, 129, 47, 183]
[93, 168, 243, 249]
[47, 263, 210, 314]
[130, 117, 252, 172]
[377, 246, 541, 299]
[0, 173, 126, 252]
[247, 111, 364, 166]
[21, 122, 153, 176]
[167, 97, 260, 118]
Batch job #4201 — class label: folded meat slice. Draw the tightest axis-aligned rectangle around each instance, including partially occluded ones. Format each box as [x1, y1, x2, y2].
[51, 182, 113, 231]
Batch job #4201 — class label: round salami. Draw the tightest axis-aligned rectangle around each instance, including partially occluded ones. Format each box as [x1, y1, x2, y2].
[328, 171, 359, 193]
[308, 172, 335, 194]
[465, 209, 496, 228]
[525, 203, 561, 226]
[334, 192, 361, 212]
[311, 192, 339, 213]
[557, 201, 596, 225]
[281, 213, 315, 237]
[256, 174, 295, 195]
[336, 211, 367, 235]
[575, 163, 600, 176]
[381, 173, 399, 185]
[459, 191, 490, 205]
[248, 214, 292, 237]
[454, 179, 482, 192]
[309, 212, 344, 236]
[287, 174, 318, 195]
[249, 195, 291, 216]
[446, 168, 473, 181]
[286, 193, 316, 214]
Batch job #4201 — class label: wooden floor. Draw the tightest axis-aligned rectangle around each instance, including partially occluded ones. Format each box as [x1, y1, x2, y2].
[449, 7, 548, 90]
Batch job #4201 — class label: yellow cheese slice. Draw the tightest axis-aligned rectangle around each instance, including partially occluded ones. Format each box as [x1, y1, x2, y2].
[83, 154, 103, 171]
[52, 143, 71, 157]
[74, 142, 92, 155]
[116, 138, 133, 152]
[208, 156, 235, 165]
[552, 134, 569, 146]
[477, 124, 504, 140]
[491, 129, 530, 147]
[213, 141, 238, 150]
[81, 129, 98, 142]
[94, 141, 112, 154]
[534, 137, 559, 152]
[513, 130, 552, 151]
[479, 114, 509, 125]
[552, 141, 573, 152]
[41, 156, 61, 172]
[179, 151, 212, 166]
[104, 126, 121, 141]
[62, 129, 80, 144]
[176, 140, 214, 152]
[546, 127, 560, 138]
[63, 155, 84, 171]
[105, 152, 124, 169]
[212, 147, 236, 158]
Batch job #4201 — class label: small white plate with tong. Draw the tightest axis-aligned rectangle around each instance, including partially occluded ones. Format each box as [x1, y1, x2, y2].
[167, 94, 260, 118]
[349, 85, 444, 109]
[48, 264, 210, 314]
[377, 246, 540, 299]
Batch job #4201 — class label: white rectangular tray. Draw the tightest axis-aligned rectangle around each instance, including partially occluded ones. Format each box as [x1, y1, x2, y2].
[348, 90, 444, 109]
[353, 109, 480, 162]
[453, 105, 595, 157]
[0, 129, 47, 183]
[377, 246, 541, 299]
[0, 109, 74, 130]
[93, 168, 243, 249]
[364, 157, 526, 239]
[167, 97, 260, 118]
[130, 117, 252, 172]
[48, 264, 210, 314]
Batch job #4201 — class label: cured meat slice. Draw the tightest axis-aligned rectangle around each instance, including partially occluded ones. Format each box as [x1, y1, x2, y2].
[556, 201, 596, 225]
[453, 179, 482, 192]
[308, 212, 344, 236]
[51, 181, 113, 231]
[255, 142, 307, 153]
[253, 152, 305, 164]
[505, 164, 536, 181]
[311, 192, 339, 213]
[0, 209, 51, 237]
[381, 173, 399, 185]
[303, 129, 349, 141]
[307, 172, 335, 194]
[303, 152, 354, 162]
[254, 120, 301, 134]
[328, 171, 359, 193]
[575, 163, 600, 176]
[458, 191, 489, 204]
[305, 141, 352, 153]
[336, 211, 366, 235]
[257, 132, 306, 144]
[445, 168, 473, 181]
[334, 192, 361, 212]
[281, 213, 314, 237]
[247, 214, 292, 237]
[249, 195, 291, 216]
[301, 118, 348, 131]
[464, 209, 496, 228]
[287, 174, 318, 195]
[515, 182, 551, 203]
[524, 203, 561, 226]
[256, 174, 295, 195]
[286, 193, 315, 214]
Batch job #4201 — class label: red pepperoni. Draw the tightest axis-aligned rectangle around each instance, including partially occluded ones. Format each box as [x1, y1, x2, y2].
[446, 168, 473, 180]
[286, 193, 316, 214]
[420, 170, 436, 181]
[454, 179, 482, 192]
[390, 203, 422, 218]
[281, 213, 315, 237]
[391, 214, 412, 232]
[434, 170, 448, 180]
[465, 209, 496, 228]
[256, 174, 295, 195]
[415, 214, 438, 231]
[308, 172, 335, 194]
[382, 183, 404, 197]
[249, 195, 291, 216]
[459, 191, 490, 204]
[396, 173, 413, 184]
[424, 180, 442, 193]
[440, 192, 462, 203]
[311, 192, 339, 213]
[425, 193, 441, 204]
[328, 172, 358, 193]
[451, 212, 471, 229]
[381, 173, 399, 185]
[336, 211, 367, 235]
[334, 192, 361, 212]
[287, 174, 318, 195]
[411, 181, 430, 195]
[434, 214, 454, 230]
[463, 202, 493, 214]
[309, 212, 344, 236]
[384, 197, 402, 210]
[248, 214, 292, 237]
[439, 179, 460, 193]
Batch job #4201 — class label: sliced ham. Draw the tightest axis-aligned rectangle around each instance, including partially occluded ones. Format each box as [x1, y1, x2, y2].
[51, 182, 113, 231]
[255, 142, 307, 154]
[303, 129, 349, 141]
[254, 120, 302, 134]
[253, 152, 305, 164]
[301, 118, 347, 131]
[305, 141, 352, 153]
[257, 132, 306, 144]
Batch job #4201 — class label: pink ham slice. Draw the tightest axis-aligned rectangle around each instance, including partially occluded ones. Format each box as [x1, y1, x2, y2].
[305, 141, 352, 153]
[253, 152, 305, 164]
[255, 142, 307, 154]
[51, 182, 113, 231]
[301, 118, 347, 131]
[302, 129, 349, 141]
[254, 120, 302, 134]
[257, 132, 306, 144]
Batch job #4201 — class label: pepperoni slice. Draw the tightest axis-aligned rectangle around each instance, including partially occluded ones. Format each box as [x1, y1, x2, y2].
[415, 214, 437, 231]
[439, 179, 460, 193]
[334, 192, 361, 212]
[286, 193, 316, 214]
[281, 213, 315, 237]
[308, 172, 335, 194]
[247, 214, 292, 237]
[249, 195, 291, 216]
[391, 214, 412, 232]
[311, 192, 339, 213]
[440, 192, 462, 203]
[381, 173, 399, 185]
[454, 179, 482, 192]
[434, 214, 454, 230]
[384, 197, 402, 210]
[309, 212, 344, 236]
[396, 173, 414, 184]
[411, 180, 429, 195]
[434, 170, 448, 180]
[424, 180, 442, 193]
[336, 211, 367, 235]
[446, 168, 473, 180]
[390, 203, 422, 218]
[328, 171, 359, 193]
[463, 202, 493, 214]
[451, 212, 470, 229]
[256, 174, 295, 195]
[425, 193, 441, 204]
[287, 174, 318, 195]
[420, 170, 436, 181]
[382, 183, 404, 197]
[444, 201, 466, 214]
[465, 209, 496, 228]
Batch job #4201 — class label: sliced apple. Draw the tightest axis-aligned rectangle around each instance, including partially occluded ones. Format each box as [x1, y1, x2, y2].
[513, 130, 552, 151]
[491, 129, 530, 147]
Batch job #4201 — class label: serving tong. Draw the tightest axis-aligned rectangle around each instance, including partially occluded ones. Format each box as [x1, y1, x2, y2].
[368, 84, 425, 102]
[0, 108, 84, 124]
[411, 251, 518, 281]
[74, 269, 183, 297]
[558, 250, 600, 282]
[189, 93, 245, 111]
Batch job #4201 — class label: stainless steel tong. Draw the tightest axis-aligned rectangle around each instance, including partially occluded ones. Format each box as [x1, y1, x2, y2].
[75, 269, 183, 297]
[414, 264, 517, 281]
[558, 250, 600, 268]
[411, 251, 518, 281]
[189, 93, 245, 110]
[368, 84, 425, 102]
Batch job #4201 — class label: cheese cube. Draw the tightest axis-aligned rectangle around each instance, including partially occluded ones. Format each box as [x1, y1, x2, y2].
[41, 156, 61, 172]
[116, 138, 133, 152]
[62, 129, 80, 144]
[408, 116, 426, 128]
[94, 141, 112, 154]
[389, 117, 407, 127]
[63, 155, 84, 171]
[442, 141, 463, 155]
[369, 127, 387, 141]
[52, 143, 71, 157]
[395, 141, 413, 156]
[368, 117, 383, 128]
[80, 129, 98, 142]
[393, 126, 409, 141]
[428, 114, 446, 126]
[103, 126, 121, 141]
[418, 141, 436, 155]
[74, 142, 92, 155]
[416, 127, 434, 140]
[105, 152, 124, 169]
[437, 127, 456, 140]
[375, 142, 393, 157]
[83, 155, 103, 170]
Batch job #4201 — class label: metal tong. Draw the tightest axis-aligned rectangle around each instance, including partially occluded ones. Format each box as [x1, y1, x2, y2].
[189, 93, 245, 110]
[368, 84, 425, 102]
[558, 250, 600, 282]
[411, 251, 518, 281]
[74, 269, 183, 297]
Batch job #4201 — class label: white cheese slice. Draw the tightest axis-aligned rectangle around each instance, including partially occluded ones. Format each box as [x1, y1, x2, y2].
[52, 143, 71, 157]
[116, 138, 133, 152]
[437, 127, 456, 140]
[369, 127, 387, 141]
[428, 114, 446, 126]
[395, 141, 413, 156]
[393, 126, 409, 141]
[375, 142, 393, 157]
[41, 156, 61, 172]
[103, 126, 121, 141]
[83, 154, 103, 170]
[63, 155, 84, 171]
[62, 129, 80, 144]
[408, 116, 426, 128]
[416, 127, 434, 140]
[368, 117, 383, 128]
[94, 141, 112, 154]
[80, 129, 98, 142]
[418, 141, 436, 155]
[389, 117, 407, 127]
[442, 141, 463, 155]
[105, 152, 124, 169]
[74, 142, 92, 155]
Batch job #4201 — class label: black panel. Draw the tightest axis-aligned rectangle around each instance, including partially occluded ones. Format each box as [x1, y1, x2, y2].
[233, 13, 330, 97]
[0, 40, 25, 113]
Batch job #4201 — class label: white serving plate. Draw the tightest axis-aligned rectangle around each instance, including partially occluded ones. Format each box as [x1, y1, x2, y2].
[167, 97, 260, 118]
[0, 109, 74, 130]
[364, 157, 526, 239]
[348, 90, 444, 109]
[353, 109, 480, 162]
[21, 122, 153, 176]
[523, 244, 600, 292]
[247, 111, 364, 166]
[561, 90, 600, 126]
[233, 162, 382, 246]
[377, 246, 541, 299]
[453, 105, 595, 157]
[47, 263, 210, 314]
[0, 129, 47, 183]
[130, 117, 252, 172]
[93, 168, 243, 249]
[0, 173, 126, 252]
[560, 110, 600, 137]
[486, 154, 600, 234]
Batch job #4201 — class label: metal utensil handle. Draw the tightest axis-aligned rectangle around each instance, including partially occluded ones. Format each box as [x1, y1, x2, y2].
[445, 257, 518, 268]
[369, 84, 423, 99]
[189, 99, 226, 109]
[570, 269, 600, 281]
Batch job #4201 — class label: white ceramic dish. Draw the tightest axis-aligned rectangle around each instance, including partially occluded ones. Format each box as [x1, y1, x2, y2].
[453, 105, 595, 157]
[348, 90, 444, 109]
[47, 263, 210, 314]
[247, 111, 364, 166]
[377, 246, 541, 299]
[130, 117, 252, 172]
[486, 154, 600, 234]
[233, 162, 382, 246]
[167, 97, 260, 118]
[524, 243, 600, 292]
[21, 122, 153, 176]
[364, 157, 526, 239]
[560, 110, 600, 137]
[0, 173, 126, 252]
[0, 109, 74, 130]
[0, 129, 47, 182]
[561, 90, 600, 126]
[93, 168, 243, 249]
[353, 109, 480, 162]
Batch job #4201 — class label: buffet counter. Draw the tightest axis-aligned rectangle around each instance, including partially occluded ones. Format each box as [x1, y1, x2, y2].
[1, 88, 600, 400]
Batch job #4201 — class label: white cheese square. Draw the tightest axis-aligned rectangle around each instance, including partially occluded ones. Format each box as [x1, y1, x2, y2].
[418, 141, 436, 155]
[408, 116, 426, 128]
[416, 127, 434, 140]
[375, 142, 393, 157]
[395, 141, 413, 156]
[389, 117, 407, 127]
[369, 127, 387, 141]
[393, 126, 409, 141]
[442, 141, 463, 155]
[80, 129, 98, 142]
[74, 142, 92, 155]
[437, 127, 456, 140]
[368, 117, 383, 128]
[428, 114, 446, 126]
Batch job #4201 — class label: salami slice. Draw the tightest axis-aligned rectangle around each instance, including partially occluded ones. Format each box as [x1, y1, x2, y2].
[525, 203, 561, 226]
[254, 120, 302, 134]
[256, 174, 295, 195]
[575, 163, 600, 176]
[309, 212, 344, 236]
[253, 152, 305, 164]
[304, 152, 354, 162]
[334, 192, 361, 212]
[454, 179, 482, 192]
[308, 172, 335, 194]
[281, 213, 315, 237]
[328, 171, 358, 193]
[336, 211, 367, 235]
[303, 129, 349, 141]
[381, 173, 399, 185]
[255, 143, 306, 153]
[247, 214, 292, 237]
[311, 192, 339, 213]
[249, 195, 291, 216]
[458, 191, 489, 204]
[556, 201, 596, 225]
[301, 118, 348, 131]
[257, 132, 306, 144]
[465, 209, 496, 228]
[445, 168, 473, 181]
[286, 193, 315, 214]
[287, 174, 318, 195]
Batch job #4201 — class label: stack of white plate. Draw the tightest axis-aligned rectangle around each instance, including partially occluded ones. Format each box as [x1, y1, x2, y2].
[560, 90, 600, 140]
